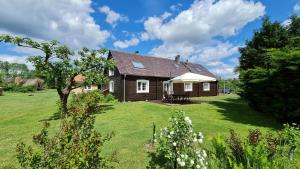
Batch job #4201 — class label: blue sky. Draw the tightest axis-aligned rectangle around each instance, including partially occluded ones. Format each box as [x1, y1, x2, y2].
[0, 0, 299, 78]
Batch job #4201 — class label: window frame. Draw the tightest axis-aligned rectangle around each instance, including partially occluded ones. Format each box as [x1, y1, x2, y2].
[203, 82, 210, 91]
[136, 80, 149, 93]
[84, 85, 92, 90]
[108, 69, 114, 76]
[109, 80, 114, 93]
[184, 82, 193, 92]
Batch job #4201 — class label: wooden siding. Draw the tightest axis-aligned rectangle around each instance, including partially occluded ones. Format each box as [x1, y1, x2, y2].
[108, 67, 218, 101]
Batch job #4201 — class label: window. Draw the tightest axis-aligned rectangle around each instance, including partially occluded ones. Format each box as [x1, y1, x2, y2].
[137, 80, 149, 93]
[108, 69, 114, 76]
[109, 81, 114, 93]
[184, 83, 193, 92]
[203, 82, 210, 91]
[132, 61, 145, 69]
[84, 85, 92, 90]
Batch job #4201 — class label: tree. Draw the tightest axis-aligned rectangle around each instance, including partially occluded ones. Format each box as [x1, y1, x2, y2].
[0, 61, 32, 79]
[0, 35, 114, 114]
[16, 91, 116, 168]
[237, 16, 300, 122]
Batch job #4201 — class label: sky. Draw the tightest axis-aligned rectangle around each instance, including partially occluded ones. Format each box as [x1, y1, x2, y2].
[0, 0, 299, 78]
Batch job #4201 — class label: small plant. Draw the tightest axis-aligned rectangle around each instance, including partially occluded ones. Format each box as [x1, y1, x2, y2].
[16, 91, 117, 168]
[209, 123, 300, 169]
[148, 111, 208, 169]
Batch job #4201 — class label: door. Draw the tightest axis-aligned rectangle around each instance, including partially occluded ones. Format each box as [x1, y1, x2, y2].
[163, 81, 173, 97]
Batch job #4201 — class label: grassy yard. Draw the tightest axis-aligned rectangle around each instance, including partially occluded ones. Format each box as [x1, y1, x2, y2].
[0, 90, 281, 168]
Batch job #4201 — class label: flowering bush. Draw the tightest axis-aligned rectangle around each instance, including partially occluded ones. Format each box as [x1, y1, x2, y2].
[148, 111, 208, 169]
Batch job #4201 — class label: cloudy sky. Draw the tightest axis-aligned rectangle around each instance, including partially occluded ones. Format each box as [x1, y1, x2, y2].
[0, 0, 299, 78]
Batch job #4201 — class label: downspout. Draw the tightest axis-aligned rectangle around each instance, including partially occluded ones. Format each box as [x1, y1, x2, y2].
[123, 74, 126, 102]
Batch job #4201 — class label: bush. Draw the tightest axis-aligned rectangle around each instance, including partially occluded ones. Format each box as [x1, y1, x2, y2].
[103, 93, 117, 103]
[209, 124, 300, 169]
[148, 111, 208, 169]
[16, 91, 117, 168]
[2, 83, 36, 93]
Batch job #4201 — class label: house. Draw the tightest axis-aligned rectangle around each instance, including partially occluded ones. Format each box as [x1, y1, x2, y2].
[106, 50, 218, 101]
[72, 74, 99, 94]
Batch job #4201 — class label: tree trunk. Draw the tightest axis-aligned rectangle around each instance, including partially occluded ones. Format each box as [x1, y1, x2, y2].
[58, 89, 70, 116]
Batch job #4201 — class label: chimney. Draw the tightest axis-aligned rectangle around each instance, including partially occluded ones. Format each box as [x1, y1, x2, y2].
[134, 51, 139, 54]
[185, 59, 189, 64]
[175, 55, 180, 64]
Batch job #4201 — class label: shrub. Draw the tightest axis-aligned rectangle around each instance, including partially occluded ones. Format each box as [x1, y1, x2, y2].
[2, 83, 37, 93]
[209, 123, 300, 169]
[16, 91, 117, 168]
[103, 93, 117, 103]
[148, 111, 208, 169]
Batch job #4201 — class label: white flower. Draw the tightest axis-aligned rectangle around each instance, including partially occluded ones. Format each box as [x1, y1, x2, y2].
[179, 161, 185, 167]
[196, 164, 200, 169]
[190, 160, 194, 165]
[198, 139, 203, 144]
[184, 117, 192, 125]
[168, 135, 171, 138]
[181, 154, 184, 158]
[173, 142, 177, 146]
[203, 150, 207, 157]
[170, 131, 174, 135]
[193, 138, 197, 142]
[153, 139, 157, 143]
[177, 158, 181, 162]
[184, 154, 188, 159]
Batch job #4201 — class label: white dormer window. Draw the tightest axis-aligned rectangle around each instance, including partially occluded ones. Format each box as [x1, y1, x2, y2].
[184, 83, 193, 92]
[84, 85, 92, 91]
[109, 69, 114, 76]
[109, 81, 114, 93]
[137, 80, 149, 93]
[203, 83, 210, 91]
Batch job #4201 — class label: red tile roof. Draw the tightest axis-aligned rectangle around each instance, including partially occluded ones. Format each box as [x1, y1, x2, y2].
[109, 50, 216, 78]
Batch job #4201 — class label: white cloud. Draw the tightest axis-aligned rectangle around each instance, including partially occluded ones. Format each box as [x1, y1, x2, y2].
[113, 38, 140, 49]
[0, 0, 109, 50]
[294, 2, 300, 13]
[143, 0, 265, 78]
[0, 54, 33, 69]
[99, 5, 128, 27]
[150, 41, 240, 78]
[170, 3, 182, 11]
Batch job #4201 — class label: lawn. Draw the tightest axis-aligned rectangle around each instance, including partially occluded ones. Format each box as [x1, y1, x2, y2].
[0, 90, 281, 168]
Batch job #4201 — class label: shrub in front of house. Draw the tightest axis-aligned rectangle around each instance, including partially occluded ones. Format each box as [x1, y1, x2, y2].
[2, 83, 37, 93]
[148, 111, 208, 169]
[209, 124, 300, 169]
[16, 91, 117, 168]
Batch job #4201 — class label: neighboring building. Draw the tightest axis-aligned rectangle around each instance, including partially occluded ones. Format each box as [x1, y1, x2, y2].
[72, 74, 99, 94]
[106, 50, 218, 101]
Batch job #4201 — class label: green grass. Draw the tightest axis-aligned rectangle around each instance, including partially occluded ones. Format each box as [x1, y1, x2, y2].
[0, 90, 281, 168]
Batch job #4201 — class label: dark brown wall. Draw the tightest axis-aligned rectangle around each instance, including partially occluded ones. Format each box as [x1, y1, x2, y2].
[123, 75, 169, 101]
[173, 81, 218, 97]
[109, 68, 218, 101]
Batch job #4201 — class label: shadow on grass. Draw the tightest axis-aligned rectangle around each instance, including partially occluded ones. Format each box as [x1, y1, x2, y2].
[41, 104, 114, 121]
[206, 97, 281, 130]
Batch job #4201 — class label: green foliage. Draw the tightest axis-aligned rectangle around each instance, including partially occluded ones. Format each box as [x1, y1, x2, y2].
[209, 124, 300, 169]
[103, 93, 118, 103]
[2, 83, 36, 93]
[0, 60, 33, 80]
[237, 16, 300, 122]
[16, 91, 116, 168]
[148, 111, 208, 169]
[218, 78, 241, 93]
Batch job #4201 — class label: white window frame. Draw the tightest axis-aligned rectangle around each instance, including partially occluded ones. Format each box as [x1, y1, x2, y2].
[84, 85, 92, 91]
[108, 69, 114, 76]
[136, 80, 149, 93]
[184, 82, 193, 92]
[203, 82, 210, 91]
[109, 81, 114, 93]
